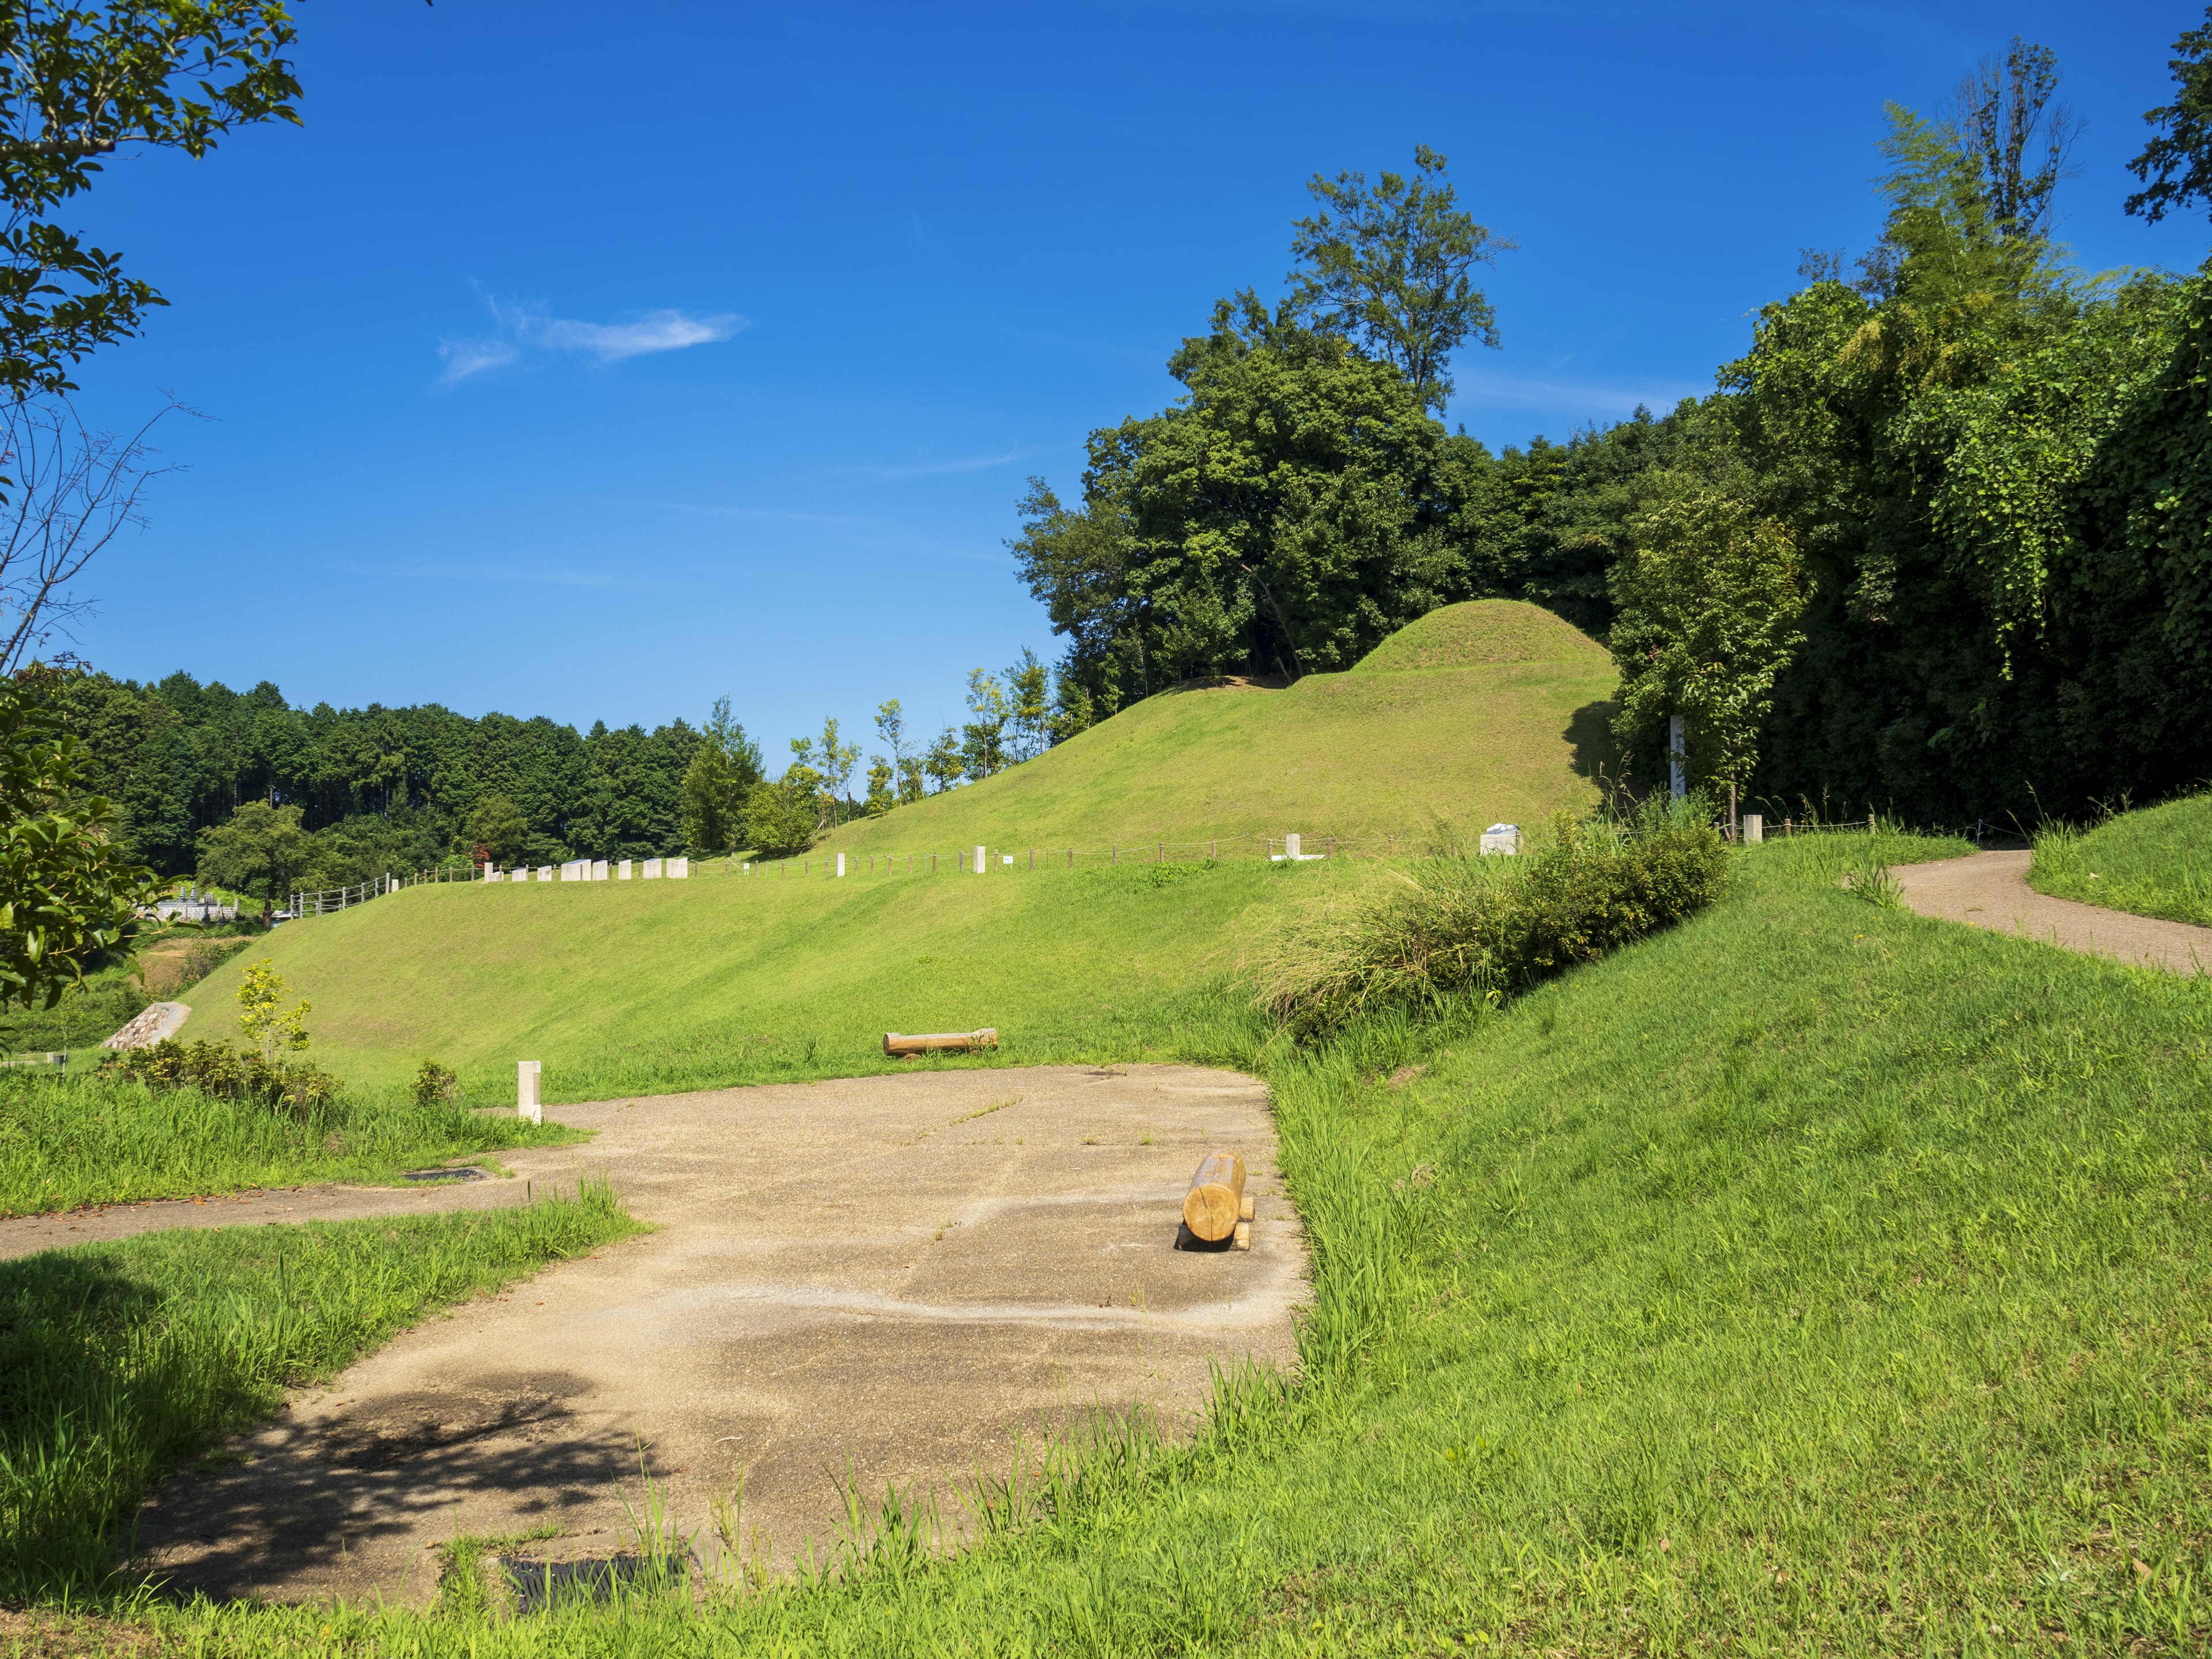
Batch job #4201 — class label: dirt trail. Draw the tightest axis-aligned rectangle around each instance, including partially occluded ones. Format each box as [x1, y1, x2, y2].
[119, 1063, 1305, 1607]
[1892, 849, 2212, 974]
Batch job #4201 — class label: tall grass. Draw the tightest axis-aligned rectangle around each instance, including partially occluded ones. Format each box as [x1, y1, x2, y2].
[1252, 800, 1728, 1036]
[0, 1179, 641, 1599]
[2030, 792, 2212, 926]
[0, 1071, 589, 1215]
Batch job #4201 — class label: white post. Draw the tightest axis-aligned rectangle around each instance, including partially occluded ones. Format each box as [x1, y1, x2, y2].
[517, 1060, 542, 1124]
[836, 853, 846, 877]
[619, 859, 632, 879]
[1743, 813, 1764, 844]
[1669, 715, 1686, 801]
[1285, 833, 1302, 861]
[974, 844, 986, 874]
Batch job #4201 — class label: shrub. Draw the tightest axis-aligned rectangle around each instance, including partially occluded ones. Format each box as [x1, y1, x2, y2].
[411, 1059, 460, 1107]
[1255, 802, 1729, 1037]
[102, 1039, 341, 1117]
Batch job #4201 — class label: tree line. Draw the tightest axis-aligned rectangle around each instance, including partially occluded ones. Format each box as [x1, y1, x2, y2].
[1012, 23, 2212, 826]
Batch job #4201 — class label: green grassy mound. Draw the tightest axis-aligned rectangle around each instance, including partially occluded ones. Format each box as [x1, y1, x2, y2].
[823, 599, 1618, 857]
[174, 859, 1320, 1097]
[2030, 791, 2212, 926]
[1349, 596, 1613, 674]
[117, 828, 2212, 1652]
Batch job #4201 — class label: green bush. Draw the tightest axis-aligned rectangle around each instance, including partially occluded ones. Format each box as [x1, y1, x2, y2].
[1256, 802, 1729, 1036]
[101, 1039, 340, 1116]
[411, 1058, 459, 1107]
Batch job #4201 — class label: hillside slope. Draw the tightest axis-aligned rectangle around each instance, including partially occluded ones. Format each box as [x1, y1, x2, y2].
[825, 599, 1618, 855]
[175, 859, 1321, 1097]
[2029, 789, 2212, 926]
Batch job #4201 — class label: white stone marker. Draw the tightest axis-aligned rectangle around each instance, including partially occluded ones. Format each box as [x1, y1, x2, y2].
[537, 866, 553, 881]
[643, 858, 662, 878]
[1742, 813, 1764, 845]
[668, 857, 689, 878]
[974, 844, 987, 874]
[836, 853, 846, 877]
[593, 859, 609, 880]
[517, 1060, 542, 1124]
[619, 859, 632, 879]
[1285, 833, 1302, 860]
[1480, 823, 1521, 856]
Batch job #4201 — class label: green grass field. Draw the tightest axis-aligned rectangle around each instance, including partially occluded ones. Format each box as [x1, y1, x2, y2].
[173, 857, 1330, 1099]
[0, 1181, 641, 1598]
[22, 824, 2203, 1653]
[2031, 791, 2212, 926]
[821, 600, 1619, 858]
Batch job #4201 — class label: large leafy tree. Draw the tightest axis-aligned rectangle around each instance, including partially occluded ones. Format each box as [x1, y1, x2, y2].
[0, 1, 302, 398]
[1286, 144, 1512, 412]
[195, 797, 310, 904]
[2126, 5, 2212, 224]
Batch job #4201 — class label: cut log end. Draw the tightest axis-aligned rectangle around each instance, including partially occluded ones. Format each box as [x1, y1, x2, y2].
[1181, 1148, 1248, 1243]
[882, 1028, 1000, 1057]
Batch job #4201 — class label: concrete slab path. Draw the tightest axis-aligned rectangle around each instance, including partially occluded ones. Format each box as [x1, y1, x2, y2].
[124, 1063, 1305, 1607]
[1892, 849, 2212, 974]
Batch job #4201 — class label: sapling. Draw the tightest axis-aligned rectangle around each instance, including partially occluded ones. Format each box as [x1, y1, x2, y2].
[236, 959, 312, 1062]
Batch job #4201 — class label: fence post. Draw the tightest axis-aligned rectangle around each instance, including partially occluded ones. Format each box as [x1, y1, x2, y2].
[1868, 811, 1877, 834]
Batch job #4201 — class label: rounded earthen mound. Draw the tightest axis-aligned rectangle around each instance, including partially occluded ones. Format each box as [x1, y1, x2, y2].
[1351, 599, 1609, 675]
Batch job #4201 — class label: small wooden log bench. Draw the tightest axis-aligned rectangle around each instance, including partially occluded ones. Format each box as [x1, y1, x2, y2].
[1183, 1149, 1256, 1249]
[882, 1028, 999, 1058]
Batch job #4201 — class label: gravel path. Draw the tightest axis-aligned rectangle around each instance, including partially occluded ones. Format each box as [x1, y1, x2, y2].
[1892, 849, 2212, 974]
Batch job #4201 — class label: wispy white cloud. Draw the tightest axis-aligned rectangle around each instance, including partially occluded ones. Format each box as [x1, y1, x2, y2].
[846, 448, 1038, 480]
[436, 295, 748, 387]
[1452, 368, 1707, 419]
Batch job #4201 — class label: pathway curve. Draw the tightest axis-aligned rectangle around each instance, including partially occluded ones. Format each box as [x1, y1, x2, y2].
[1891, 849, 2212, 974]
[107, 1063, 1305, 1607]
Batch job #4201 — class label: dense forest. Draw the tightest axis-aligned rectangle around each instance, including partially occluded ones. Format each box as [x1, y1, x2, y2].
[51, 22, 2212, 887]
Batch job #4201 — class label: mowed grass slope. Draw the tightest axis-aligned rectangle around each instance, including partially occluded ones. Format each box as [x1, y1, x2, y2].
[2031, 790, 2212, 926]
[824, 600, 1618, 855]
[174, 859, 1312, 1098]
[131, 832, 2212, 1653]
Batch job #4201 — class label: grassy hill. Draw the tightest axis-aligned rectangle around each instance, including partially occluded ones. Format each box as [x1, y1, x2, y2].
[173, 858, 1323, 1099]
[823, 599, 1619, 857]
[2029, 790, 2212, 926]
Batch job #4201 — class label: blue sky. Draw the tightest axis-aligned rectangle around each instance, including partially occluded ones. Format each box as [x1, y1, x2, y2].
[59, 0, 2212, 755]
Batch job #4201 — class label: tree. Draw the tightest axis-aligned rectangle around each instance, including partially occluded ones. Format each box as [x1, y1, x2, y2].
[816, 717, 858, 824]
[922, 726, 962, 794]
[1608, 489, 1807, 796]
[679, 696, 762, 854]
[1049, 672, 1094, 745]
[0, 2, 304, 399]
[465, 794, 529, 866]
[873, 698, 908, 781]
[1286, 144, 1513, 411]
[1003, 649, 1050, 762]
[895, 752, 925, 805]
[235, 957, 309, 1061]
[2127, 7, 2212, 224]
[1946, 37, 2078, 241]
[0, 675, 147, 1009]
[741, 771, 817, 858]
[960, 669, 1007, 781]
[1007, 476, 1148, 715]
[196, 798, 310, 902]
[863, 759, 894, 815]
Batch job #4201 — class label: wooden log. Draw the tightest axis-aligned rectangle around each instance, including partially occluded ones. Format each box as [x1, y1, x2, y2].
[882, 1028, 999, 1057]
[1181, 1149, 1247, 1243]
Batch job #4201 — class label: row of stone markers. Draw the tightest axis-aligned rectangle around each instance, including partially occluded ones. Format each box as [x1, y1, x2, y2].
[484, 857, 691, 882]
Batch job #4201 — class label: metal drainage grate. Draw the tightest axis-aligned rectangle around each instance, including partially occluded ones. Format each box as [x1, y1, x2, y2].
[495, 1554, 686, 1613]
[399, 1166, 488, 1183]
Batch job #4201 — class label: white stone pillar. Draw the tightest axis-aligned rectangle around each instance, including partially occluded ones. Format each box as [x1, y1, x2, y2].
[592, 859, 608, 880]
[1743, 813, 1764, 844]
[974, 844, 986, 874]
[1285, 833, 1302, 860]
[836, 853, 846, 877]
[669, 857, 689, 878]
[643, 858, 662, 878]
[619, 859, 632, 879]
[517, 1060, 542, 1123]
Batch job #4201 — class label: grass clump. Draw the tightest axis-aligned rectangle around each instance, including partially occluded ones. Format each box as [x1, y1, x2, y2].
[103, 1038, 342, 1114]
[0, 1070, 588, 1215]
[1255, 801, 1728, 1036]
[2031, 791, 2212, 926]
[0, 1179, 641, 1599]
